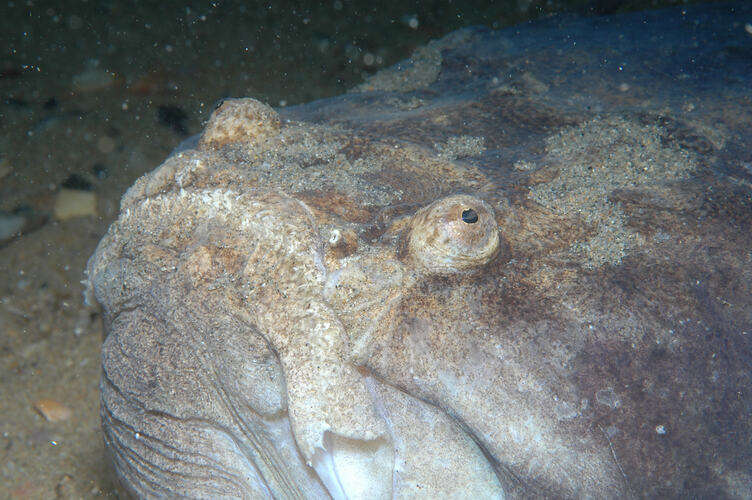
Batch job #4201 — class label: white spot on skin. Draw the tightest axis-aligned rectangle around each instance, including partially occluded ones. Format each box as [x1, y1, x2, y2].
[329, 228, 341, 245]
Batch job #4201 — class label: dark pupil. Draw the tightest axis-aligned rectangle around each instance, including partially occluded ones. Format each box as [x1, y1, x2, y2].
[461, 208, 478, 224]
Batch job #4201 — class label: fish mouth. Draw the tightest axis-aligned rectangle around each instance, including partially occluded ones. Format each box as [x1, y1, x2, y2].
[310, 432, 394, 500]
[306, 370, 506, 500]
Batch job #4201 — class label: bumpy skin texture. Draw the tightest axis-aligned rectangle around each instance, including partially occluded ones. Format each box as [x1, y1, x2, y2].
[88, 5, 752, 499]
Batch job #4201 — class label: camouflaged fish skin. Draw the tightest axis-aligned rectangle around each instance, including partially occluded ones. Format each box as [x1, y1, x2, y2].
[87, 5, 752, 498]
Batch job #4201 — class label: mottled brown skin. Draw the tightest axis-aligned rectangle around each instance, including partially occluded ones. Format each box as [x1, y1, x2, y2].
[88, 10, 752, 499]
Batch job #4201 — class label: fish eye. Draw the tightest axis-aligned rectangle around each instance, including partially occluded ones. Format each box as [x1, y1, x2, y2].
[461, 208, 478, 224]
[406, 195, 500, 273]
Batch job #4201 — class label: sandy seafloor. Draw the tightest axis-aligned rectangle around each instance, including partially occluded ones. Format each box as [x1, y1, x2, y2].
[0, 0, 728, 498]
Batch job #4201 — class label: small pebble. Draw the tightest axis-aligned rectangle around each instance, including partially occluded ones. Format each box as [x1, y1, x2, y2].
[53, 189, 97, 220]
[33, 398, 73, 422]
[71, 68, 120, 92]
